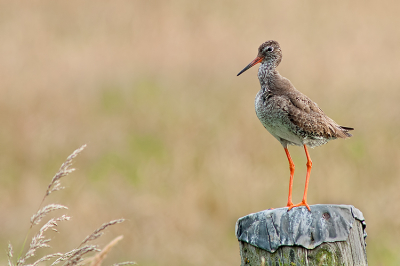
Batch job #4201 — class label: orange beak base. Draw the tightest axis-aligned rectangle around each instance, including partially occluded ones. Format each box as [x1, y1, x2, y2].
[237, 56, 263, 76]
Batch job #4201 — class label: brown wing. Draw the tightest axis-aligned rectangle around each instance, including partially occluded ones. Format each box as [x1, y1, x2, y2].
[285, 92, 352, 139]
[273, 73, 353, 139]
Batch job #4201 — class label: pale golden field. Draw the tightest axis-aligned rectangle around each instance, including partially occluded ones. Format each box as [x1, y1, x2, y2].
[1, 0, 400, 265]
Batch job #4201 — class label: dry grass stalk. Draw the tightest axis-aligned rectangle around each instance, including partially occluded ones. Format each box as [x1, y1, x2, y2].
[50, 245, 101, 266]
[45, 144, 87, 198]
[79, 219, 125, 248]
[31, 253, 64, 266]
[110, 262, 137, 266]
[8, 145, 134, 266]
[8, 243, 13, 266]
[89, 235, 124, 266]
[15, 145, 86, 265]
[30, 204, 68, 226]
[81, 235, 136, 266]
[17, 215, 70, 266]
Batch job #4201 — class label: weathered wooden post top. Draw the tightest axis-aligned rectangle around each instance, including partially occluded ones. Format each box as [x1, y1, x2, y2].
[236, 204, 367, 266]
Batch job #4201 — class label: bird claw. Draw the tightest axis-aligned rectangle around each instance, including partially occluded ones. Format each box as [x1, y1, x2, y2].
[287, 200, 311, 212]
[286, 202, 294, 209]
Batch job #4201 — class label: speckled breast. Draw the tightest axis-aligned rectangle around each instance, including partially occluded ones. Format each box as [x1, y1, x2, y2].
[255, 89, 301, 146]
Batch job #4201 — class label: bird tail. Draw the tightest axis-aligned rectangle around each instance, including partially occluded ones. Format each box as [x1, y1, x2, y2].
[339, 126, 354, 138]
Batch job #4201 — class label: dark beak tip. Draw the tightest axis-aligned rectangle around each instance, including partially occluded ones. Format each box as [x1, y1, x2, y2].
[236, 56, 262, 77]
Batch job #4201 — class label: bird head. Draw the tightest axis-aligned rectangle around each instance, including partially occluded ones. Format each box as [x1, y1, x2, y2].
[237, 40, 282, 76]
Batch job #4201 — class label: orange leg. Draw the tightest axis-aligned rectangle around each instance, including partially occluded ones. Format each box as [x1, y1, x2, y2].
[284, 148, 295, 209]
[288, 145, 312, 212]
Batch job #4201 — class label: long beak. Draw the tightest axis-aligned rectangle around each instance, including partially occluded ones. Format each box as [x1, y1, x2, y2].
[237, 56, 263, 76]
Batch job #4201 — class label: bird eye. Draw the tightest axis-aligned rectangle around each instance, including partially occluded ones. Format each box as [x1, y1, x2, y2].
[267, 47, 274, 52]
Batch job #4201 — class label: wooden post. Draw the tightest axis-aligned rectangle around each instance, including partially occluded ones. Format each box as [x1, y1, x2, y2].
[236, 204, 367, 266]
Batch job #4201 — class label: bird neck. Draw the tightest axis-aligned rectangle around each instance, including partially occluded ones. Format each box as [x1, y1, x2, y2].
[258, 62, 276, 89]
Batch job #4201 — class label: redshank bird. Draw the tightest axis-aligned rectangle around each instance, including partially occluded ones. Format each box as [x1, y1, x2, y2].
[237, 40, 353, 211]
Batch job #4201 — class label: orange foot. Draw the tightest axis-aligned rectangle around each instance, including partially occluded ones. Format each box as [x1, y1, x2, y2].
[288, 200, 311, 212]
[286, 202, 294, 209]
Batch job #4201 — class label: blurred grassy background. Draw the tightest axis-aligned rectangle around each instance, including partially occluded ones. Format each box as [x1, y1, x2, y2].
[0, 0, 400, 265]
